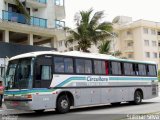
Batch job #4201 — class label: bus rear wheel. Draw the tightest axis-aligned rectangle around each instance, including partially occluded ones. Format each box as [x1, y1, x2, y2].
[131, 90, 142, 105]
[56, 95, 70, 114]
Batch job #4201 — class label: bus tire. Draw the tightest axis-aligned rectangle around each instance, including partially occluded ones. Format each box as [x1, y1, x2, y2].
[132, 90, 142, 105]
[56, 95, 70, 114]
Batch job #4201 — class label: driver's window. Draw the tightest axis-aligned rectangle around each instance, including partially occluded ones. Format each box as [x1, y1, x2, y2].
[41, 65, 52, 80]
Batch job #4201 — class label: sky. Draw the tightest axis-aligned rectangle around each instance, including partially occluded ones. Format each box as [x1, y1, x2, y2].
[65, 0, 160, 28]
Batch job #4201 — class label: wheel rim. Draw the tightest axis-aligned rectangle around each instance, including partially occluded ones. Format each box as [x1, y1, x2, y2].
[135, 92, 141, 103]
[61, 99, 68, 109]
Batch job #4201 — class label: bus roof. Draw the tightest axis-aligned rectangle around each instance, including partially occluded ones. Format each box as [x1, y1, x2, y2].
[9, 51, 156, 64]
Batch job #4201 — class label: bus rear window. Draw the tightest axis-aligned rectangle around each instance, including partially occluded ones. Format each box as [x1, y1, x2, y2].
[147, 65, 157, 76]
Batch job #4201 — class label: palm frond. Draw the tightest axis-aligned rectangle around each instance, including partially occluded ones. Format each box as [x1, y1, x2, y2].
[80, 8, 93, 26]
[89, 11, 104, 28]
[97, 22, 113, 31]
[98, 40, 111, 54]
[14, 0, 30, 20]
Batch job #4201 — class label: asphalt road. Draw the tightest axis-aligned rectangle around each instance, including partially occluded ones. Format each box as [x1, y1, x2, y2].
[0, 94, 160, 120]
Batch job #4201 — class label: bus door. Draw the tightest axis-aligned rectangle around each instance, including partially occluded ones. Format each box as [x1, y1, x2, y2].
[34, 55, 53, 88]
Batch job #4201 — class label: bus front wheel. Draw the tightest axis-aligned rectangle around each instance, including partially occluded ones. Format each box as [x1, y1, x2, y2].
[56, 95, 71, 114]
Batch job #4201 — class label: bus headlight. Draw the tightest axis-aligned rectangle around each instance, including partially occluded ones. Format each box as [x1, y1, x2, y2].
[22, 94, 32, 99]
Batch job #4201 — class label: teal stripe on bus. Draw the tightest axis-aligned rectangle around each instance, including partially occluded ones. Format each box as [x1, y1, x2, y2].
[56, 77, 86, 87]
[5, 88, 55, 95]
[109, 77, 157, 81]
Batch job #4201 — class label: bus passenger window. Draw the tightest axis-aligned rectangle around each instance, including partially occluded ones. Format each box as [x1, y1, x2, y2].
[138, 64, 147, 76]
[76, 59, 84, 73]
[54, 57, 64, 73]
[75, 59, 92, 74]
[110, 61, 122, 75]
[85, 60, 92, 74]
[124, 63, 135, 76]
[94, 60, 105, 74]
[64, 58, 73, 73]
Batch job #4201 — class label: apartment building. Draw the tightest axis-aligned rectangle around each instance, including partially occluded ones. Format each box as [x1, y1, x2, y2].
[0, 0, 65, 46]
[114, 16, 160, 67]
[0, 0, 66, 77]
[60, 16, 160, 68]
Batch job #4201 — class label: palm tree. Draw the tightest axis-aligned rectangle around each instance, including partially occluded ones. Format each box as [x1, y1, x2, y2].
[65, 8, 113, 52]
[98, 40, 111, 54]
[14, 0, 30, 20]
[98, 41, 122, 57]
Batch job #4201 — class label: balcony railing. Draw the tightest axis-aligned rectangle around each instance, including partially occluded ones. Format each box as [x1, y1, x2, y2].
[36, 0, 47, 4]
[54, 20, 65, 29]
[2, 10, 47, 28]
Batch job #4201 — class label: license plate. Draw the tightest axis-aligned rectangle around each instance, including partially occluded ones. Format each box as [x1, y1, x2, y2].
[12, 101, 19, 106]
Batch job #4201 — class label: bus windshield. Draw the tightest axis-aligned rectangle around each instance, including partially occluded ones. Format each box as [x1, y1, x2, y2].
[5, 57, 34, 89]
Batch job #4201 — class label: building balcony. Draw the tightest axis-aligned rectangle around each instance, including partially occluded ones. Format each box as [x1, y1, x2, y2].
[124, 46, 134, 52]
[26, 0, 47, 8]
[4, 0, 47, 8]
[54, 0, 65, 20]
[2, 10, 47, 28]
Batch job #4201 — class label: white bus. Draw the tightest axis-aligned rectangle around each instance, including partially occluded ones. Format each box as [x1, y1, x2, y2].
[4, 51, 158, 113]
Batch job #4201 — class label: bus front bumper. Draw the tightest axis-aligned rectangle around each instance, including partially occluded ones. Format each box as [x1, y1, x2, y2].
[4, 94, 56, 111]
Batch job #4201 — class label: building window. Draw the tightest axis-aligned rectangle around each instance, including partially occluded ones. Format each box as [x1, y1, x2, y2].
[151, 29, 156, 35]
[59, 41, 63, 47]
[158, 31, 160, 35]
[153, 52, 157, 58]
[54, 0, 64, 6]
[54, 20, 65, 29]
[127, 41, 133, 46]
[127, 31, 132, 35]
[0, 67, 5, 78]
[152, 41, 157, 47]
[143, 28, 148, 34]
[145, 52, 150, 58]
[144, 40, 149, 46]
[128, 54, 133, 58]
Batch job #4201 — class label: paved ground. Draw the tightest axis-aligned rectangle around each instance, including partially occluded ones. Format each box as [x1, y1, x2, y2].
[0, 95, 160, 120]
